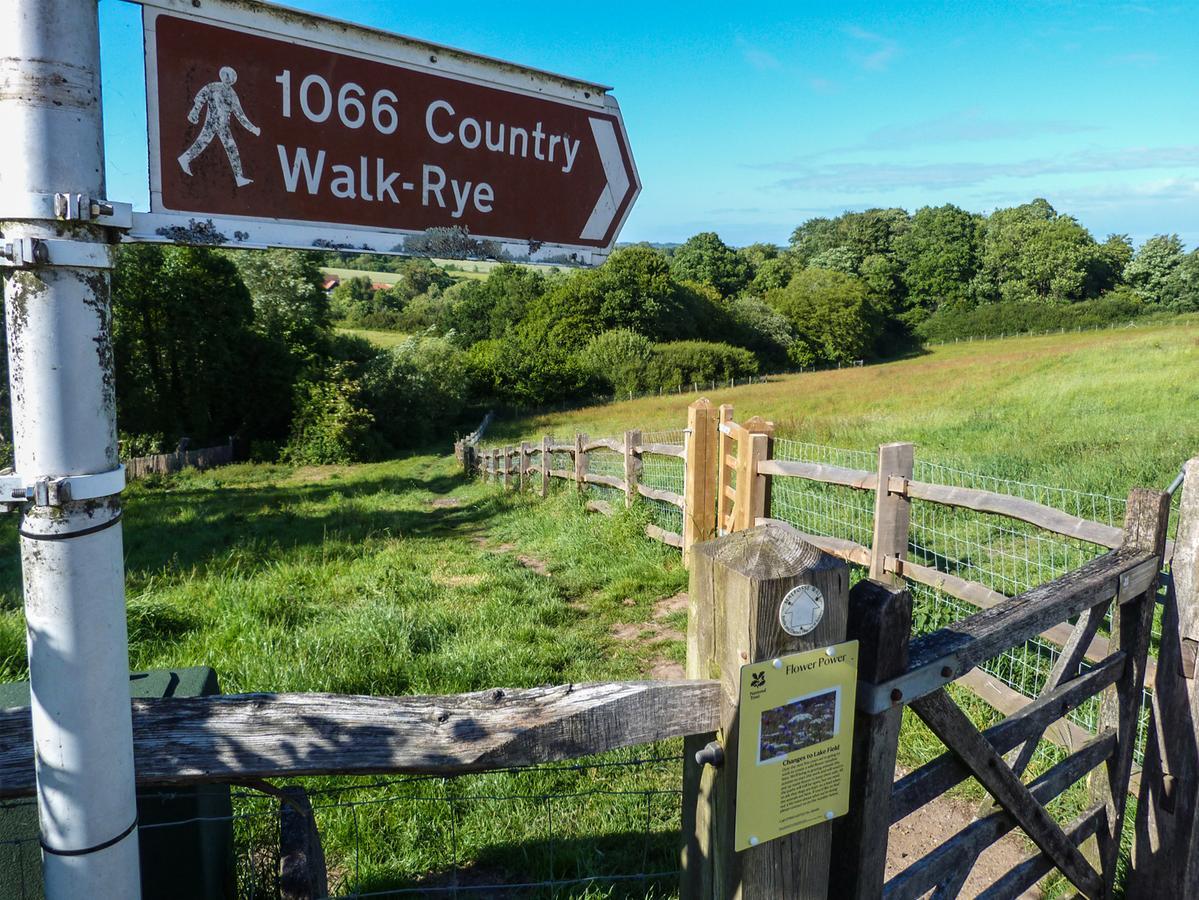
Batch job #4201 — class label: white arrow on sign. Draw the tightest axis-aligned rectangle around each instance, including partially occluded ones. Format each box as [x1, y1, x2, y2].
[579, 117, 632, 241]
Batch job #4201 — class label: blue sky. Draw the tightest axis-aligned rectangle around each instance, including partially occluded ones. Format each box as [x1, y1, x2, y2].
[99, 0, 1197, 248]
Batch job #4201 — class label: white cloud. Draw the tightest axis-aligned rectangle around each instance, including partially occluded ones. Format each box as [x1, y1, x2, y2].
[844, 25, 900, 71]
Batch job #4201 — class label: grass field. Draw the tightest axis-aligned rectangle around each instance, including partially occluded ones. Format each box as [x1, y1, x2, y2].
[492, 317, 1199, 496]
[0, 458, 691, 895]
[336, 326, 411, 348]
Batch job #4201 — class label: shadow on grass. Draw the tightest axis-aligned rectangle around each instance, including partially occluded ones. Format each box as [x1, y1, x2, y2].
[341, 829, 681, 898]
[0, 467, 516, 600]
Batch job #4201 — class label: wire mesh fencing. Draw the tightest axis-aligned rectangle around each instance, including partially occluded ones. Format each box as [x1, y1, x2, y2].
[639, 430, 686, 537]
[0, 749, 685, 899]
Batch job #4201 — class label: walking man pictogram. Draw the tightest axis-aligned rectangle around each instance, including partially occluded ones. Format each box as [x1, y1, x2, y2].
[178, 66, 261, 187]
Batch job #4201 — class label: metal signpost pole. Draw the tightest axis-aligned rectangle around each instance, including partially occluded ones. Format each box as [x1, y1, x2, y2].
[0, 1, 141, 897]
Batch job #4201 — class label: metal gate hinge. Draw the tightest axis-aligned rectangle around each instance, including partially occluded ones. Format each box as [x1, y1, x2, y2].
[0, 238, 111, 269]
[0, 465, 125, 510]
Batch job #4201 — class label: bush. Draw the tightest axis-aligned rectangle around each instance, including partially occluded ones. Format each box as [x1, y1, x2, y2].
[915, 290, 1148, 342]
[282, 364, 377, 464]
[576, 329, 654, 397]
[362, 332, 470, 449]
[644, 341, 758, 391]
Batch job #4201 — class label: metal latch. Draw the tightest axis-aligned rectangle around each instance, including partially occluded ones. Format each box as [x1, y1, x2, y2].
[0, 465, 126, 510]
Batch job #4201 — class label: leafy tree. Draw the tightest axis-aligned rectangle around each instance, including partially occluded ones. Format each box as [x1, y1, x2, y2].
[788, 217, 840, 266]
[1124, 234, 1186, 305]
[749, 254, 798, 294]
[893, 204, 982, 319]
[974, 199, 1106, 303]
[724, 295, 796, 367]
[530, 246, 687, 348]
[766, 268, 877, 366]
[112, 244, 281, 444]
[390, 257, 455, 303]
[228, 249, 331, 359]
[329, 276, 377, 321]
[442, 264, 548, 346]
[1163, 250, 1199, 311]
[808, 246, 859, 274]
[835, 208, 910, 262]
[669, 232, 750, 298]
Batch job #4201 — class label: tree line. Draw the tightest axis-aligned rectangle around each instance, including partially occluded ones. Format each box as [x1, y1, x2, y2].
[10, 196, 1186, 467]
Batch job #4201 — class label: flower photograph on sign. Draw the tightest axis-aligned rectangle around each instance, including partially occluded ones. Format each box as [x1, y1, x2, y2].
[757, 686, 841, 764]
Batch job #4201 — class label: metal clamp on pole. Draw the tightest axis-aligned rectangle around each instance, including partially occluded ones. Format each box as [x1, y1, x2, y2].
[0, 465, 126, 510]
[0, 238, 111, 269]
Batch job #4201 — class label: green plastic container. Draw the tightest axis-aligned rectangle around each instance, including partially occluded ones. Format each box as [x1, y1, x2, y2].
[0, 667, 235, 899]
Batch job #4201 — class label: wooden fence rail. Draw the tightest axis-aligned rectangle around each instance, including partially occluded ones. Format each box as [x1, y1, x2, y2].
[0, 680, 720, 798]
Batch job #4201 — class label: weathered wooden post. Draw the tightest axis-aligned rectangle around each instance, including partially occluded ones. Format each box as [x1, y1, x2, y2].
[1131, 459, 1199, 899]
[624, 429, 641, 509]
[519, 442, 531, 492]
[541, 435, 551, 498]
[575, 433, 589, 495]
[503, 445, 513, 489]
[683, 399, 718, 566]
[829, 579, 912, 899]
[682, 523, 850, 898]
[1088, 488, 1171, 893]
[869, 443, 915, 587]
[279, 787, 328, 900]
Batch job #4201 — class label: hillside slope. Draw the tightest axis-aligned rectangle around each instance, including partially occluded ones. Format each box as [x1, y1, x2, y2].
[489, 319, 1199, 497]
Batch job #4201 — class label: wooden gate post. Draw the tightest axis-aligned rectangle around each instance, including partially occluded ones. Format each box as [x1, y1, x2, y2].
[683, 399, 718, 566]
[575, 433, 589, 495]
[869, 443, 914, 587]
[682, 523, 850, 899]
[716, 404, 735, 536]
[503, 446, 514, 489]
[624, 430, 641, 509]
[541, 435, 551, 498]
[519, 441, 531, 493]
[1130, 458, 1199, 899]
[732, 417, 775, 532]
[1088, 487, 1171, 894]
[279, 787, 329, 900]
[829, 579, 912, 899]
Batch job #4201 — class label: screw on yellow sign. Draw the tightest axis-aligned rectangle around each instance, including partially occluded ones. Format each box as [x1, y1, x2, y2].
[735, 641, 859, 851]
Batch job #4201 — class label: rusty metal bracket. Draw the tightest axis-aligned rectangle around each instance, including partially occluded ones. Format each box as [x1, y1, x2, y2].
[0, 465, 126, 510]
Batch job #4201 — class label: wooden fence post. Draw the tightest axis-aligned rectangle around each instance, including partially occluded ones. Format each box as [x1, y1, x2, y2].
[733, 416, 774, 532]
[682, 523, 849, 898]
[869, 443, 915, 588]
[541, 435, 551, 498]
[624, 430, 641, 509]
[519, 441, 531, 492]
[829, 579, 912, 899]
[503, 446, 513, 489]
[279, 787, 328, 900]
[1088, 487, 1171, 893]
[575, 433, 589, 495]
[1131, 458, 1199, 899]
[716, 404, 735, 536]
[683, 400, 718, 566]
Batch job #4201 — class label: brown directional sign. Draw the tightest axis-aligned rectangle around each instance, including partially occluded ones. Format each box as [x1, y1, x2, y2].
[138, 0, 639, 263]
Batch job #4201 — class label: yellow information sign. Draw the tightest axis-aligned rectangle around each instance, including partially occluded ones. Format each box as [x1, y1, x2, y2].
[735, 640, 859, 851]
